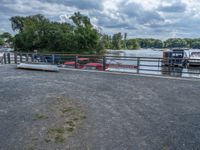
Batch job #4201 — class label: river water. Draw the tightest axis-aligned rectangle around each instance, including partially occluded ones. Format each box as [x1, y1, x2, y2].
[107, 49, 200, 78]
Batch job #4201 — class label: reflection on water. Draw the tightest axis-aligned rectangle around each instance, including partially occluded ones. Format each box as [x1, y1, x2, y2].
[107, 49, 200, 78]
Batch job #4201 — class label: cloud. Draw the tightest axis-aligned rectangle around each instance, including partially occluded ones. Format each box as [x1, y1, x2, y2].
[43, 0, 103, 10]
[0, 0, 200, 39]
[158, 2, 186, 13]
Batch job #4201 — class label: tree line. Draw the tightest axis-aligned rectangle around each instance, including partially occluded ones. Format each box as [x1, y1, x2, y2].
[105, 32, 200, 50]
[1, 13, 200, 53]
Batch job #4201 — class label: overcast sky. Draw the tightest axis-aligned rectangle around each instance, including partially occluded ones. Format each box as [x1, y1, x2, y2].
[0, 0, 200, 39]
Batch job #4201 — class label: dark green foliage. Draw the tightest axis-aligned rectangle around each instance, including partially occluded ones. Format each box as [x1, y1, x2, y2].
[0, 38, 4, 45]
[127, 39, 140, 49]
[191, 41, 200, 49]
[164, 38, 187, 48]
[112, 32, 123, 49]
[11, 12, 105, 54]
[0, 32, 13, 47]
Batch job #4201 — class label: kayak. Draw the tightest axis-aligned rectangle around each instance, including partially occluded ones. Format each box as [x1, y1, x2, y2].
[17, 63, 59, 72]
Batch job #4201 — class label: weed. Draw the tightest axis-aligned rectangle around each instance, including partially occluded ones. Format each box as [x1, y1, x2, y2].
[34, 113, 48, 120]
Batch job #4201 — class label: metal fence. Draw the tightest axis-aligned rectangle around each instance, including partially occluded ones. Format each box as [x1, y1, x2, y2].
[1, 52, 200, 78]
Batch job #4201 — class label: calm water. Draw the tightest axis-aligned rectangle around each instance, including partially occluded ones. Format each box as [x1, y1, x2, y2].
[107, 49, 200, 78]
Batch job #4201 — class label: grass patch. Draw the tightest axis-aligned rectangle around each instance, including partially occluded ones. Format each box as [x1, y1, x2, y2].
[55, 135, 65, 143]
[61, 107, 74, 113]
[66, 127, 74, 132]
[34, 113, 48, 120]
[49, 127, 65, 134]
[48, 127, 66, 143]
[65, 121, 75, 127]
[44, 139, 51, 143]
[80, 115, 87, 119]
[32, 97, 87, 145]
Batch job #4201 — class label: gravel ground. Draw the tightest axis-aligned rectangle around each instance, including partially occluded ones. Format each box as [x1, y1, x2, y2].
[0, 65, 200, 150]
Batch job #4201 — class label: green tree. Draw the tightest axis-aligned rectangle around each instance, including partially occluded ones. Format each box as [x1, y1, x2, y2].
[0, 32, 13, 47]
[123, 33, 127, 49]
[10, 16, 25, 32]
[112, 32, 123, 49]
[70, 12, 101, 54]
[191, 40, 200, 49]
[127, 39, 140, 49]
[164, 38, 188, 48]
[11, 13, 104, 54]
[0, 38, 4, 45]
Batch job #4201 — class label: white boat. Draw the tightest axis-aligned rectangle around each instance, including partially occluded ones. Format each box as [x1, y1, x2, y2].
[187, 50, 200, 66]
[17, 63, 59, 72]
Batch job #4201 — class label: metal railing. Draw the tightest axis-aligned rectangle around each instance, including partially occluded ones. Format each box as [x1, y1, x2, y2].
[1, 52, 200, 78]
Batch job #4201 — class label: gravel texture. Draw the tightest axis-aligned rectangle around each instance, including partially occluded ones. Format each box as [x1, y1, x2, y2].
[0, 65, 200, 150]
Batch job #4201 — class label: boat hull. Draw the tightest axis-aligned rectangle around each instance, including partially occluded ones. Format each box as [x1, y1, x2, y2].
[188, 59, 200, 66]
[17, 63, 59, 72]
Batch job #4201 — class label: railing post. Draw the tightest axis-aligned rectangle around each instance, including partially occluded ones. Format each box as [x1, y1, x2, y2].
[75, 55, 78, 68]
[20, 53, 22, 62]
[26, 53, 28, 62]
[103, 56, 106, 71]
[137, 57, 140, 74]
[52, 54, 55, 64]
[3, 53, 7, 64]
[7, 53, 11, 64]
[31, 54, 34, 62]
[14, 53, 17, 64]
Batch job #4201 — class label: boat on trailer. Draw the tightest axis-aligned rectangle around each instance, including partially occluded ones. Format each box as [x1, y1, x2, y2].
[17, 63, 59, 72]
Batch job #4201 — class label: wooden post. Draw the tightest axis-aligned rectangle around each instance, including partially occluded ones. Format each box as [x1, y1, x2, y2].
[7, 53, 11, 64]
[3, 53, 7, 64]
[103, 56, 106, 71]
[75, 56, 78, 68]
[137, 58, 140, 74]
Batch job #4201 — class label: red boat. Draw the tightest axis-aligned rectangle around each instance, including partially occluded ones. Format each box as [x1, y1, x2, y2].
[63, 58, 109, 71]
[83, 63, 109, 71]
[63, 58, 89, 69]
